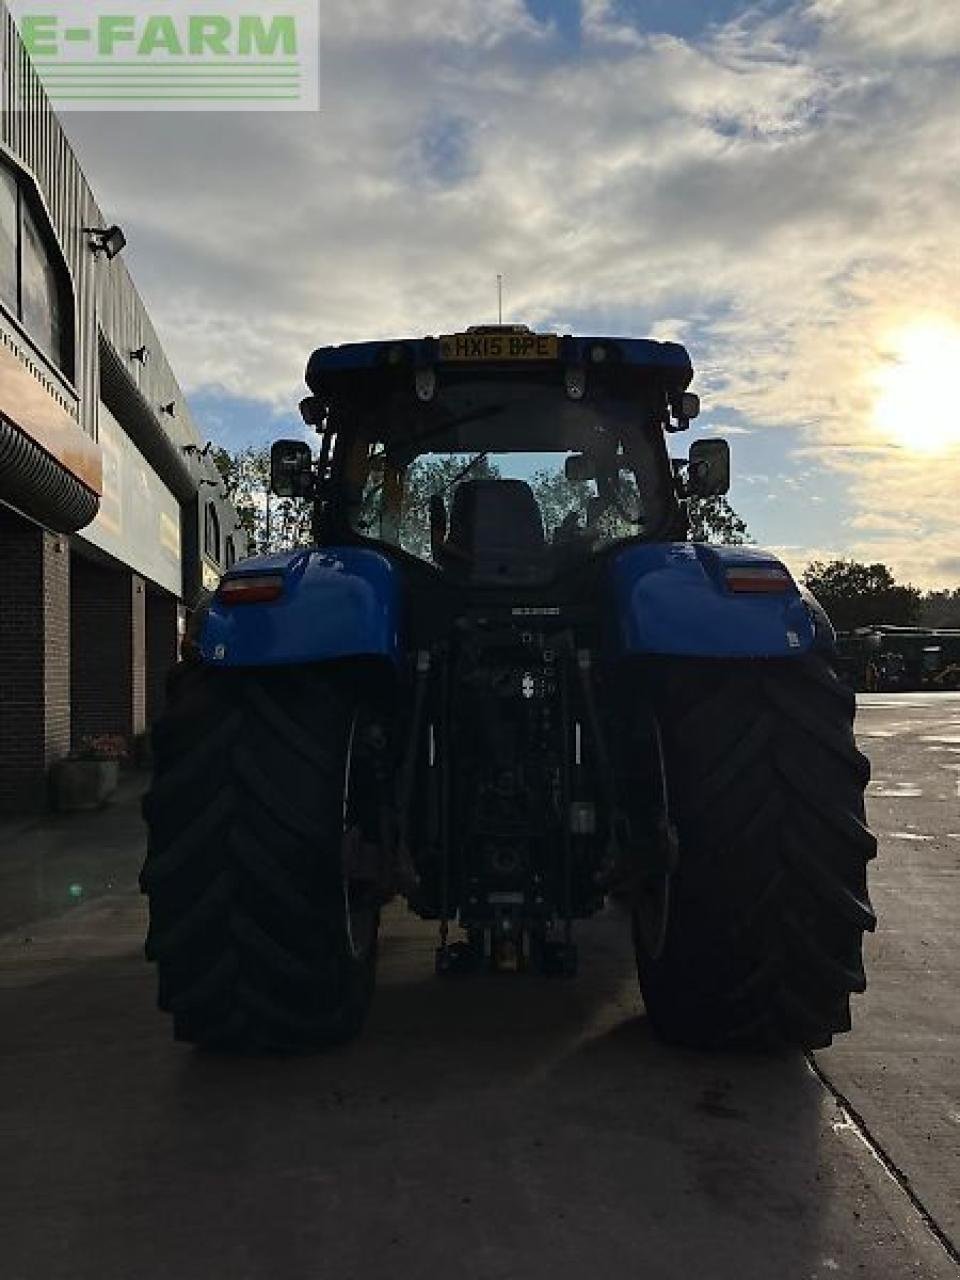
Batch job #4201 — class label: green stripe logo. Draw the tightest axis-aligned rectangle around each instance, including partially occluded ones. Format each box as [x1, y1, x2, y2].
[8, 3, 320, 110]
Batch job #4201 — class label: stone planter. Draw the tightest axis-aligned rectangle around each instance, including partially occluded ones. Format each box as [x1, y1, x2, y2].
[51, 759, 120, 812]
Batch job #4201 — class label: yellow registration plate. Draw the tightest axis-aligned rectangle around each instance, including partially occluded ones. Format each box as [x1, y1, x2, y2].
[438, 332, 559, 363]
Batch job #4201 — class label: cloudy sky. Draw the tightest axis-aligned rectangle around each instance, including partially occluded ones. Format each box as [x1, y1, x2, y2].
[59, 0, 960, 585]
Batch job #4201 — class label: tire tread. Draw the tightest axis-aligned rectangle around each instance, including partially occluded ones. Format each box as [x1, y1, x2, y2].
[636, 655, 876, 1050]
[141, 664, 378, 1052]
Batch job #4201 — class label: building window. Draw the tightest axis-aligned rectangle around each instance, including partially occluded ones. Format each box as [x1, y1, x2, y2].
[0, 157, 74, 377]
[225, 535, 237, 569]
[205, 502, 221, 563]
[0, 167, 18, 310]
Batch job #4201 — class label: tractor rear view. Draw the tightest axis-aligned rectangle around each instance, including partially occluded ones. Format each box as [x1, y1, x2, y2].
[141, 326, 876, 1052]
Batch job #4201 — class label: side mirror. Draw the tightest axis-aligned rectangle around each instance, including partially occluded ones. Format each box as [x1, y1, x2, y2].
[687, 438, 730, 497]
[667, 391, 702, 432]
[270, 440, 314, 498]
[682, 393, 701, 422]
[299, 396, 324, 427]
[565, 453, 597, 483]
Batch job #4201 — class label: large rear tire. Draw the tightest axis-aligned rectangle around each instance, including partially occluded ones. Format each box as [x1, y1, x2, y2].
[635, 655, 876, 1050]
[141, 665, 383, 1052]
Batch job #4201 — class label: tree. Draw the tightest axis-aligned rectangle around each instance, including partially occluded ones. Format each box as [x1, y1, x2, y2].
[528, 470, 751, 545]
[214, 445, 312, 556]
[211, 445, 753, 559]
[688, 495, 750, 545]
[801, 559, 922, 631]
[529, 468, 593, 538]
[397, 455, 501, 556]
[920, 589, 960, 629]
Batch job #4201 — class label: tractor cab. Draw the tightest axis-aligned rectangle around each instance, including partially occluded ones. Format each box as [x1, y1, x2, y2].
[271, 326, 728, 581]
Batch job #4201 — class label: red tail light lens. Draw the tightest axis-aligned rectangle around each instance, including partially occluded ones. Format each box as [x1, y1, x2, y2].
[725, 567, 794, 594]
[218, 574, 284, 605]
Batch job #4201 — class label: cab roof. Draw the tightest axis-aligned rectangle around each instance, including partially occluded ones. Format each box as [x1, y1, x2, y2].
[306, 330, 693, 400]
[304, 329, 696, 452]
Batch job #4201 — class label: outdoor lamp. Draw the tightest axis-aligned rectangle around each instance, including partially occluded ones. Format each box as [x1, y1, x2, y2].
[83, 225, 127, 260]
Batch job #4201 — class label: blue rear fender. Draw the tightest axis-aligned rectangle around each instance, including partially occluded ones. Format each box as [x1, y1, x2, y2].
[609, 543, 819, 659]
[200, 547, 402, 669]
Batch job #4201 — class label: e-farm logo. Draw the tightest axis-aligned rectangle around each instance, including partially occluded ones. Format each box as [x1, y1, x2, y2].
[7, 2, 319, 111]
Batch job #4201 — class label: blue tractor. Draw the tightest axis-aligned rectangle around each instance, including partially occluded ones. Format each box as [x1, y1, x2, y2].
[141, 326, 876, 1052]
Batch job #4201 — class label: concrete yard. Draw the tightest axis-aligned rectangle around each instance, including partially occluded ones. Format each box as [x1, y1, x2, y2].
[0, 695, 957, 1280]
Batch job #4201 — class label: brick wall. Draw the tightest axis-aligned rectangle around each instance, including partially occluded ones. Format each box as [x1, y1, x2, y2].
[43, 525, 71, 766]
[70, 555, 145, 749]
[1, 520, 178, 809]
[131, 575, 146, 739]
[0, 506, 71, 810]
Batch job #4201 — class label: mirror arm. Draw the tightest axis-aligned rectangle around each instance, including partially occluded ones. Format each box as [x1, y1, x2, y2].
[672, 458, 692, 499]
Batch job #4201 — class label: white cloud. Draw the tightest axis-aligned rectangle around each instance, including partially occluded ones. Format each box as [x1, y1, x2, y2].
[808, 0, 960, 60]
[58, 0, 960, 584]
[321, 0, 539, 46]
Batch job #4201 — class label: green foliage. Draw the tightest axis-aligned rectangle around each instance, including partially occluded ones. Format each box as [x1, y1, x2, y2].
[398, 455, 501, 557]
[400, 463, 752, 552]
[213, 444, 312, 556]
[213, 445, 753, 559]
[527, 470, 751, 546]
[802, 559, 922, 631]
[528, 469, 647, 542]
[687, 495, 750, 545]
[920, 589, 960, 629]
[527, 468, 593, 538]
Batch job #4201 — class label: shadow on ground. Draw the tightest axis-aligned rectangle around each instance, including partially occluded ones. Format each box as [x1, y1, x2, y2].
[0, 907, 886, 1280]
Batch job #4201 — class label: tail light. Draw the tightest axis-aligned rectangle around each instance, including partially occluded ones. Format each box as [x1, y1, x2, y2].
[218, 574, 284, 605]
[725, 566, 794, 594]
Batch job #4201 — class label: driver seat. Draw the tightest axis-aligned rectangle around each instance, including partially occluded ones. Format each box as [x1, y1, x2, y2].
[438, 479, 549, 584]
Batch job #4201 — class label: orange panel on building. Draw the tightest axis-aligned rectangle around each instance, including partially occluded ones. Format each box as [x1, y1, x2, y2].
[0, 337, 102, 495]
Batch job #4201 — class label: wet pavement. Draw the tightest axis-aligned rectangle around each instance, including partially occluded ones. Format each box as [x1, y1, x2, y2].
[0, 699, 957, 1280]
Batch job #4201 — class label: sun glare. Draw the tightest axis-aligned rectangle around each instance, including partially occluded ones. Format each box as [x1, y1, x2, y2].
[873, 323, 960, 454]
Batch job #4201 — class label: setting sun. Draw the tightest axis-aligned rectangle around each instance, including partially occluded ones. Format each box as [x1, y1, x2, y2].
[873, 322, 960, 453]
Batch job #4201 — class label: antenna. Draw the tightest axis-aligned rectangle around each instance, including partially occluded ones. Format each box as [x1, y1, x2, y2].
[497, 274, 503, 324]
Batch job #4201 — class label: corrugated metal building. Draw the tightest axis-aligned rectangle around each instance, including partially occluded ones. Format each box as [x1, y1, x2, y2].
[0, 2, 239, 809]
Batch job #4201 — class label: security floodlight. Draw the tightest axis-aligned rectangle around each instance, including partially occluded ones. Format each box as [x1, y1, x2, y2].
[84, 225, 127, 260]
[160, 401, 176, 418]
[130, 345, 150, 365]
